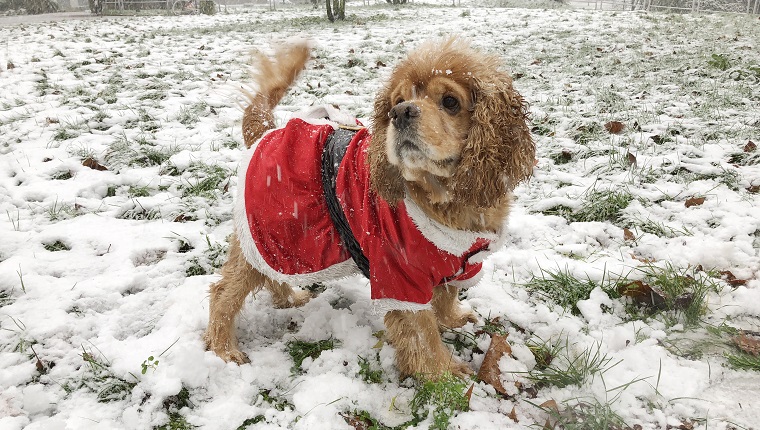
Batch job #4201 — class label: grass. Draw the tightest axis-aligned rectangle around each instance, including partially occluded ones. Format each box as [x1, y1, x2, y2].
[569, 189, 635, 224]
[357, 355, 384, 384]
[73, 347, 137, 403]
[524, 266, 622, 316]
[43, 240, 70, 252]
[409, 373, 470, 430]
[180, 164, 233, 200]
[286, 339, 338, 372]
[525, 340, 619, 389]
[625, 263, 719, 328]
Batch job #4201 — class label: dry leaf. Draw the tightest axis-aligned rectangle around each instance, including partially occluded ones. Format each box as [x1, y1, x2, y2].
[604, 121, 625, 134]
[619, 280, 668, 309]
[720, 270, 748, 287]
[7, 61, 15, 70]
[684, 196, 705, 208]
[744, 141, 757, 152]
[626, 151, 637, 166]
[507, 406, 519, 423]
[747, 185, 760, 194]
[540, 399, 559, 430]
[623, 228, 635, 241]
[477, 333, 511, 395]
[82, 157, 107, 171]
[465, 383, 474, 404]
[733, 331, 760, 356]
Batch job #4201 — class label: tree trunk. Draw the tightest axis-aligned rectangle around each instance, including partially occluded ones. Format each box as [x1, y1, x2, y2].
[326, 0, 334, 22]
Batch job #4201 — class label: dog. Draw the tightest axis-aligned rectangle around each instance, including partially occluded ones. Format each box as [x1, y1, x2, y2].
[204, 38, 534, 379]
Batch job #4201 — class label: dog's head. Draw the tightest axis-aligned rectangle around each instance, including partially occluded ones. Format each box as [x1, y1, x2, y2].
[369, 38, 535, 208]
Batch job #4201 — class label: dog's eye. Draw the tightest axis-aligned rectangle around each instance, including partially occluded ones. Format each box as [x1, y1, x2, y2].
[442, 96, 459, 113]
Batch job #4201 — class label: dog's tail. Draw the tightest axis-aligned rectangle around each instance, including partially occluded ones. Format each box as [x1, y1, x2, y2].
[241, 42, 311, 148]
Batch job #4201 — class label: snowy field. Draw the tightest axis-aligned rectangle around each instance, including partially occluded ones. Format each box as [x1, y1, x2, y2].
[1, 2, 760, 429]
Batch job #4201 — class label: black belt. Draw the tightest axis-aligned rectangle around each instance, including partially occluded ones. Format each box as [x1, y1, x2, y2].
[321, 127, 371, 279]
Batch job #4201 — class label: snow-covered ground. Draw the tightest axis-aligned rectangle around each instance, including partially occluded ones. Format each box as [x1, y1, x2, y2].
[1, 2, 759, 429]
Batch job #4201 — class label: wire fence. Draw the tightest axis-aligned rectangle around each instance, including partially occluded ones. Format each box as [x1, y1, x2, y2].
[567, 0, 759, 13]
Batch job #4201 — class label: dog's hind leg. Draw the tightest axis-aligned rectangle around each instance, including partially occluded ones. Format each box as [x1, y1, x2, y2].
[204, 234, 265, 364]
[431, 284, 477, 330]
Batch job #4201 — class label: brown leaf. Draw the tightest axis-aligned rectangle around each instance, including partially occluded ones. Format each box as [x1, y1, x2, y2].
[340, 412, 371, 430]
[7, 61, 15, 70]
[540, 399, 559, 430]
[507, 406, 519, 423]
[747, 185, 760, 194]
[376, 60, 386, 68]
[650, 134, 664, 144]
[604, 121, 625, 134]
[477, 333, 511, 395]
[720, 270, 748, 287]
[733, 331, 760, 356]
[82, 157, 107, 171]
[744, 141, 757, 153]
[465, 383, 474, 404]
[623, 228, 635, 241]
[684, 197, 705, 208]
[626, 151, 637, 166]
[619, 280, 668, 309]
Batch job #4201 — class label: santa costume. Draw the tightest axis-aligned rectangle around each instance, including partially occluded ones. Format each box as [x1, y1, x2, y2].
[234, 106, 509, 312]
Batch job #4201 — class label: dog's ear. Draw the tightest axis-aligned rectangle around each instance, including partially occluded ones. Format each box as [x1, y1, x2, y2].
[452, 72, 535, 207]
[369, 84, 406, 205]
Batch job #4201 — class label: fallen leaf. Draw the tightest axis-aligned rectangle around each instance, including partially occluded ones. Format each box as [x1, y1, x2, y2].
[626, 151, 637, 166]
[540, 399, 559, 430]
[684, 196, 705, 208]
[618, 280, 668, 309]
[465, 383, 474, 404]
[747, 185, 760, 194]
[650, 134, 664, 144]
[733, 331, 760, 356]
[604, 121, 625, 134]
[82, 157, 107, 171]
[720, 270, 748, 287]
[506, 406, 518, 423]
[477, 333, 511, 395]
[7, 61, 15, 70]
[744, 141, 757, 152]
[623, 228, 636, 241]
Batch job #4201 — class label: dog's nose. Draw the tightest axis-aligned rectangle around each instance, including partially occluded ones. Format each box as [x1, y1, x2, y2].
[388, 102, 420, 131]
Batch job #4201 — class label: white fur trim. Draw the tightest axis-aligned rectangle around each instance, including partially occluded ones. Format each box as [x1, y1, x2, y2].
[294, 105, 359, 127]
[233, 140, 360, 287]
[446, 271, 483, 290]
[403, 198, 509, 257]
[372, 298, 432, 314]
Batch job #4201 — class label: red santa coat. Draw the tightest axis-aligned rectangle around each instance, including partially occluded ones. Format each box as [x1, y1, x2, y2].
[234, 109, 509, 312]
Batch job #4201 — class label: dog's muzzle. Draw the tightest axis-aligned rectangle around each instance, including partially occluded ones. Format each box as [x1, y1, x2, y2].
[388, 101, 421, 131]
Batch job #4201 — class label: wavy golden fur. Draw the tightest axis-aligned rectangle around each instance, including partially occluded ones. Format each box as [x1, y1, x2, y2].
[204, 38, 534, 380]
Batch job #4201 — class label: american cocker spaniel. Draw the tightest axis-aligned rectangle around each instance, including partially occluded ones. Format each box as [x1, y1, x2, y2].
[204, 38, 534, 379]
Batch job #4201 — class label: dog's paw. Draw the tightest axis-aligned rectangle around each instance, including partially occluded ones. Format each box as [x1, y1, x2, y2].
[213, 348, 251, 365]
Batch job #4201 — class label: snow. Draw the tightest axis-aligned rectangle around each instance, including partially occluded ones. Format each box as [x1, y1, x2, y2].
[1, 1, 760, 429]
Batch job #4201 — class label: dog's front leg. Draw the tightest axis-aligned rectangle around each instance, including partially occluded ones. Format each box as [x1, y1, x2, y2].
[384, 309, 472, 380]
[431, 285, 477, 330]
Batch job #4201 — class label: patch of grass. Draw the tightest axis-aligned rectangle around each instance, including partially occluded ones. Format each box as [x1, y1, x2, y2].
[625, 263, 719, 327]
[625, 216, 692, 239]
[73, 348, 137, 403]
[526, 340, 619, 389]
[534, 397, 631, 430]
[569, 189, 634, 224]
[286, 339, 338, 372]
[180, 164, 232, 200]
[128, 185, 152, 198]
[105, 134, 181, 169]
[154, 412, 196, 430]
[176, 102, 208, 126]
[120, 201, 162, 220]
[236, 416, 266, 429]
[357, 355, 383, 384]
[0, 290, 14, 307]
[257, 389, 294, 412]
[46, 200, 79, 221]
[410, 373, 470, 430]
[185, 257, 207, 277]
[43, 240, 71, 252]
[524, 267, 622, 316]
[708, 53, 731, 71]
[725, 351, 760, 371]
[51, 170, 73, 180]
